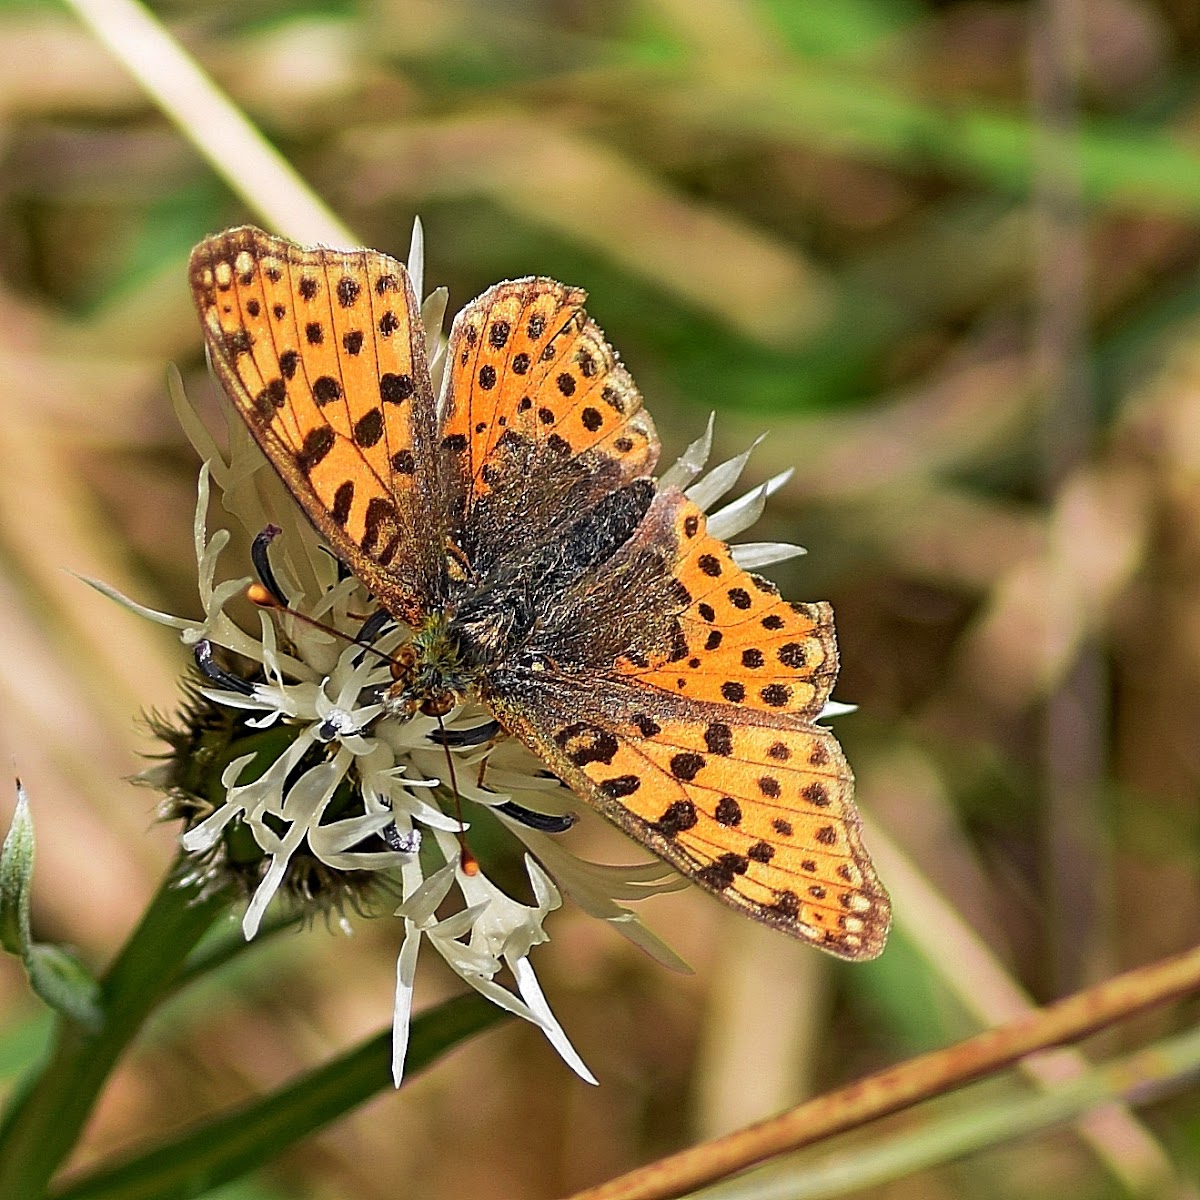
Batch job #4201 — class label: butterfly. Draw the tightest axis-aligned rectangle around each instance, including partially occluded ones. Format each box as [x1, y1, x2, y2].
[188, 227, 890, 960]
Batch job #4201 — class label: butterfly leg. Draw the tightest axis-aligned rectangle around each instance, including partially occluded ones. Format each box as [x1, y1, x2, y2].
[445, 538, 477, 586]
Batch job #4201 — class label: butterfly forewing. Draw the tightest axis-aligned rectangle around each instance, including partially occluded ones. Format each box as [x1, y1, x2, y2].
[486, 484, 890, 957]
[189, 228, 442, 623]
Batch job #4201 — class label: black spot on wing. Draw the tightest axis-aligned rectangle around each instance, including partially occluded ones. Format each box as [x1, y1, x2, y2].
[296, 426, 335, 473]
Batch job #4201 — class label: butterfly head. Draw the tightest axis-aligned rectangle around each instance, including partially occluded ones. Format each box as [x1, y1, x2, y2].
[385, 610, 483, 720]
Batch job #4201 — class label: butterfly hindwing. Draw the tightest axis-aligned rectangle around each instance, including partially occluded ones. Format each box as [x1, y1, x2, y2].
[616, 491, 838, 717]
[189, 227, 443, 622]
[491, 676, 889, 959]
[436, 280, 659, 572]
[440, 278, 658, 487]
[485, 486, 889, 958]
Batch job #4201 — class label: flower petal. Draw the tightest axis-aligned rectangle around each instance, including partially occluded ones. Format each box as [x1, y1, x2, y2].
[730, 540, 806, 569]
[685, 434, 766, 512]
[391, 920, 422, 1086]
[511, 956, 597, 1085]
[706, 468, 792, 540]
[659, 413, 715, 490]
[395, 860, 457, 926]
[75, 575, 195, 630]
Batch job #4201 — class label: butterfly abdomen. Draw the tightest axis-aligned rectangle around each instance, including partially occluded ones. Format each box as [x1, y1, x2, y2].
[448, 478, 659, 669]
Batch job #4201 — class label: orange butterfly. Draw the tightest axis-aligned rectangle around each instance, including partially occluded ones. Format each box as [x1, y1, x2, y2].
[189, 227, 890, 960]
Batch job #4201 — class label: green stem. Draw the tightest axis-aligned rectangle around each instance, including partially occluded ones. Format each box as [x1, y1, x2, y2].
[51, 993, 504, 1200]
[174, 907, 301, 991]
[0, 868, 233, 1200]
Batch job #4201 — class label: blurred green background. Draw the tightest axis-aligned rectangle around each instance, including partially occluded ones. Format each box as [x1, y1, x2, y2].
[1, 0, 1199, 1197]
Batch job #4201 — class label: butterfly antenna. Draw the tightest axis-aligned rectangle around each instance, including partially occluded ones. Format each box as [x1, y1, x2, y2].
[246, 583, 405, 671]
[435, 713, 479, 876]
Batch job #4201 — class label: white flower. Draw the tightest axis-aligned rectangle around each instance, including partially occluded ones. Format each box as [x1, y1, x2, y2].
[90, 219, 846, 1086]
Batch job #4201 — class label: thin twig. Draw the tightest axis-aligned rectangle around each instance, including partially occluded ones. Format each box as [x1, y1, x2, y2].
[697, 1022, 1200, 1200]
[561, 941, 1200, 1200]
[869, 815, 1182, 1192]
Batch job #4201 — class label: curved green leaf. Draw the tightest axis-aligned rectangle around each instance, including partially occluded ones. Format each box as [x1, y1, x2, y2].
[52, 993, 506, 1200]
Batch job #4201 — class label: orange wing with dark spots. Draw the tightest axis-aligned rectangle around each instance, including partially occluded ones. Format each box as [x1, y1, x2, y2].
[617, 493, 838, 718]
[439, 278, 658, 507]
[487, 485, 889, 958]
[192, 229, 889, 958]
[491, 677, 889, 960]
[188, 227, 444, 623]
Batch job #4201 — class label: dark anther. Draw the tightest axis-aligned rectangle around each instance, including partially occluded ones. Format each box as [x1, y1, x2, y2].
[352, 609, 394, 666]
[316, 715, 357, 743]
[193, 640, 256, 696]
[311, 542, 354, 582]
[358, 609, 393, 642]
[251, 525, 289, 605]
[495, 800, 577, 834]
[427, 720, 502, 748]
